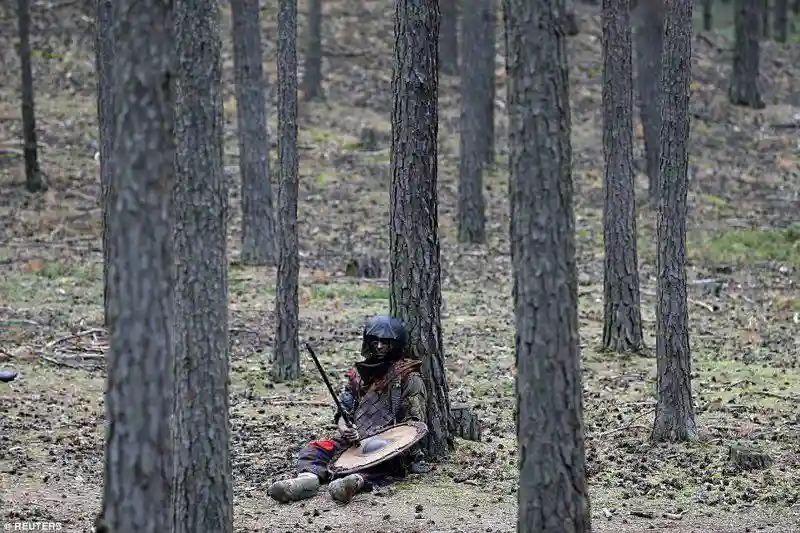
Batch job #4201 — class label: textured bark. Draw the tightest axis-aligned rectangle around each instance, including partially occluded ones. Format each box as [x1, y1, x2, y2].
[652, 0, 698, 443]
[633, 0, 663, 204]
[601, 0, 644, 353]
[761, 0, 770, 37]
[728, 0, 764, 108]
[479, 1, 496, 166]
[774, 0, 787, 42]
[504, 0, 591, 530]
[231, 0, 278, 265]
[274, 0, 301, 382]
[173, 0, 233, 531]
[302, 0, 325, 100]
[439, 0, 458, 75]
[457, 0, 489, 244]
[17, 0, 45, 193]
[702, 0, 713, 30]
[98, 0, 175, 530]
[389, 0, 451, 460]
[95, 0, 114, 327]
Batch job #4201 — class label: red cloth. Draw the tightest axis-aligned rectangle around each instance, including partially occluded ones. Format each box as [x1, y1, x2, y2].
[309, 439, 336, 452]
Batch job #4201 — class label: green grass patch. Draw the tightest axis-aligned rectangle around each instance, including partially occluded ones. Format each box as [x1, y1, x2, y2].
[0, 262, 102, 307]
[309, 283, 390, 301]
[695, 225, 800, 268]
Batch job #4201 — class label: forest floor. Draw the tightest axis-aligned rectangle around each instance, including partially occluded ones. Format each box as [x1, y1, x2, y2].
[1, 2, 800, 532]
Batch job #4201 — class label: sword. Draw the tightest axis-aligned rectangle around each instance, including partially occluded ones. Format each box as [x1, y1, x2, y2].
[304, 342, 354, 428]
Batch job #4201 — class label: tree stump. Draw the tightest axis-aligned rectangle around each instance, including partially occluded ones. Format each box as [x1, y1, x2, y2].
[344, 255, 383, 278]
[728, 445, 772, 471]
[449, 403, 481, 441]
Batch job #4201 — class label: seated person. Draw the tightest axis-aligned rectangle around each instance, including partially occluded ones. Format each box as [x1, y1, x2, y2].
[269, 314, 427, 504]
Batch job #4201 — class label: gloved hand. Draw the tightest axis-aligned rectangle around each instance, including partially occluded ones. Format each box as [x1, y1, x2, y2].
[337, 417, 360, 443]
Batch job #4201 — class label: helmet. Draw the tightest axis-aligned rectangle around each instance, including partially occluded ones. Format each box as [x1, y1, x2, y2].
[357, 315, 408, 382]
[363, 315, 407, 346]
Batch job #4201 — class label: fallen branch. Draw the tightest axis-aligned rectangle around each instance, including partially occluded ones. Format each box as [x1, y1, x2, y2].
[640, 289, 715, 312]
[588, 408, 654, 438]
[44, 328, 105, 350]
[750, 390, 800, 403]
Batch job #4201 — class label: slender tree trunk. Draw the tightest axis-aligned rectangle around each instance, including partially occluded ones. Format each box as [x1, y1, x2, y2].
[457, 0, 488, 244]
[652, 0, 698, 443]
[231, 0, 278, 265]
[97, 0, 175, 530]
[480, 1, 496, 166]
[389, 0, 451, 460]
[602, 0, 644, 353]
[17, 0, 45, 192]
[439, 0, 458, 75]
[702, 0, 713, 30]
[774, 0, 788, 42]
[302, 0, 325, 100]
[95, 0, 114, 327]
[504, 0, 591, 529]
[274, 0, 301, 382]
[633, 0, 664, 205]
[761, 0, 770, 38]
[173, 0, 233, 531]
[728, 0, 764, 108]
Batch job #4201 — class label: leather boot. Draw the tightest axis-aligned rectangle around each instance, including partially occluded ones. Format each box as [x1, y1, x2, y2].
[268, 472, 320, 503]
[328, 473, 365, 503]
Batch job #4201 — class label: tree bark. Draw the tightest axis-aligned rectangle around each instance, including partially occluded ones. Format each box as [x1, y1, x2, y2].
[702, 0, 713, 30]
[274, 0, 301, 382]
[173, 0, 233, 531]
[773, 0, 788, 42]
[302, 0, 325, 100]
[652, 0, 698, 443]
[457, 0, 489, 244]
[728, 0, 764, 108]
[633, 0, 664, 205]
[95, 0, 114, 327]
[602, 0, 644, 353]
[17, 0, 45, 193]
[99, 0, 175, 530]
[231, 0, 278, 265]
[439, 0, 459, 75]
[761, 0, 770, 38]
[480, 2, 496, 166]
[389, 0, 451, 460]
[504, 0, 591, 529]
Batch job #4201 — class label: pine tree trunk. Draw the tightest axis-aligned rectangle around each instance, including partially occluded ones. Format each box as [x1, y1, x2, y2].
[439, 0, 459, 75]
[773, 0, 788, 42]
[99, 0, 175, 530]
[17, 0, 45, 193]
[231, 0, 278, 265]
[389, 0, 451, 461]
[504, 0, 592, 529]
[302, 0, 325, 100]
[728, 0, 765, 108]
[602, 0, 644, 353]
[652, 0, 698, 443]
[479, 2, 496, 166]
[173, 0, 233, 531]
[702, 0, 713, 30]
[274, 0, 301, 382]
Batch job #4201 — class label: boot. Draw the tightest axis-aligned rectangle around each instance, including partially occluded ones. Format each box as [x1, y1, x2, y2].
[328, 473, 365, 503]
[268, 472, 320, 503]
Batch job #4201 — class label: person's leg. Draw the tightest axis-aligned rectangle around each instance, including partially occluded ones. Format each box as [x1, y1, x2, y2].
[268, 437, 346, 503]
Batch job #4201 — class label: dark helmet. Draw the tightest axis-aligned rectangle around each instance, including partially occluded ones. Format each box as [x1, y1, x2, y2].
[363, 315, 408, 346]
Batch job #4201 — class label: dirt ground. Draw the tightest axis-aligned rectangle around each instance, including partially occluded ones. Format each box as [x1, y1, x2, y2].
[1, 2, 799, 532]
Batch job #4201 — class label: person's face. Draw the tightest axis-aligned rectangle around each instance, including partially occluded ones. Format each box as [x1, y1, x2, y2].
[369, 338, 390, 359]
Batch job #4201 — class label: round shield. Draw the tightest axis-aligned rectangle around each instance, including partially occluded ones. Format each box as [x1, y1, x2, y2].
[331, 421, 428, 475]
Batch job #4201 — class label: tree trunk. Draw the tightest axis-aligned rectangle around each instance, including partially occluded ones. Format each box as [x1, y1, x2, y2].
[480, 2, 496, 166]
[457, 0, 489, 244]
[602, 0, 644, 353]
[633, 0, 664, 206]
[389, 0, 451, 461]
[17, 0, 45, 193]
[702, 0, 713, 30]
[774, 0, 788, 42]
[652, 0, 698, 443]
[761, 0, 770, 38]
[504, 0, 592, 530]
[95, 0, 114, 327]
[231, 0, 278, 265]
[439, 0, 459, 75]
[274, 0, 301, 382]
[728, 0, 764, 108]
[173, 1, 233, 531]
[98, 0, 175, 530]
[302, 0, 325, 100]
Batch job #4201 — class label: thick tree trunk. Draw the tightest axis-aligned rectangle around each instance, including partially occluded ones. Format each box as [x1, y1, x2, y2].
[728, 0, 764, 108]
[601, 0, 644, 353]
[504, 0, 591, 530]
[274, 0, 301, 382]
[173, 1, 233, 531]
[773, 0, 788, 42]
[17, 0, 45, 193]
[633, 0, 663, 205]
[98, 0, 175, 531]
[652, 0, 698, 443]
[231, 0, 278, 265]
[439, 0, 458, 75]
[702, 0, 713, 30]
[457, 0, 489, 244]
[95, 0, 114, 327]
[302, 0, 325, 100]
[389, 0, 451, 461]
